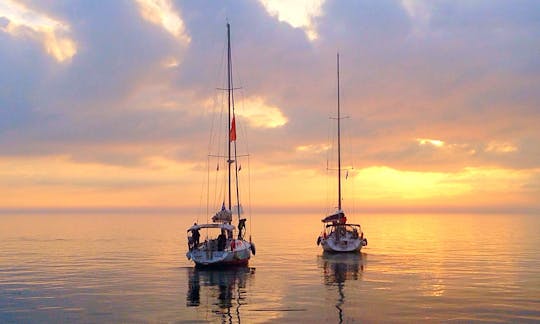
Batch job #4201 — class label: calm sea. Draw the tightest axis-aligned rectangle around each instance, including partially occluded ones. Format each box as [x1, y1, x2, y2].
[1, 212, 539, 323]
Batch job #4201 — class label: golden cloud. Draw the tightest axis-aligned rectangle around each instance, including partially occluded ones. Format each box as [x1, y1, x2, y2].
[236, 96, 288, 128]
[417, 138, 445, 147]
[0, 0, 76, 62]
[259, 0, 323, 40]
[135, 0, 190, 44]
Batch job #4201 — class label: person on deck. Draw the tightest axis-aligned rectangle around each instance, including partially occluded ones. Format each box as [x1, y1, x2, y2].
[217, 230, 226, 251]
[192, 223, 200, 248]
[237, 219, 246, 240]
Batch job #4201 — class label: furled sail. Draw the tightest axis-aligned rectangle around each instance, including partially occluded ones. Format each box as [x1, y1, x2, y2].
[212, 209, 232, 223]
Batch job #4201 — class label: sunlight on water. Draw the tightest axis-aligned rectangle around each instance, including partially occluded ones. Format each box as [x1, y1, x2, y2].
[0, 213, 539, 322]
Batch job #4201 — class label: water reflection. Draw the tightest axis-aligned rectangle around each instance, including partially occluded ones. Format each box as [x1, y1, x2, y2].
[320, 252, 366, 323]
[187, 266, 255, 323]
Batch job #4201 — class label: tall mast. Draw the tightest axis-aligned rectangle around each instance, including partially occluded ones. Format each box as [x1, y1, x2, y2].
[337, 53, 342, 211]
[227, 22, 232, 210]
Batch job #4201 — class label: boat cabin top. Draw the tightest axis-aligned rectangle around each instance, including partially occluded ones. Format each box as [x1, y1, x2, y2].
[325, 223, 361, 229]
[187, 223, 235, 232]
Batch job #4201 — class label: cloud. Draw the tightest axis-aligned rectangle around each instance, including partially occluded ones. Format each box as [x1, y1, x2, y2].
[417, 138, 445, 148]
[0, 0, 76, 62]
[0, 0, 539, 209]
[485, 141, 518, 154]
[235, 96, 287, 128]
[134, 0, 190, 43]
[259, 0, 324, 40]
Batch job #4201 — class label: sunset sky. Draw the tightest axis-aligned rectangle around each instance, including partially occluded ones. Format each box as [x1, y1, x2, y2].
[1, 0, 539, 213]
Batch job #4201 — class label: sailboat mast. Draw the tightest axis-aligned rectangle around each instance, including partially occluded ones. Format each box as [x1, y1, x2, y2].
[227, 22, 232, 210]
[337, 53, 342, 211]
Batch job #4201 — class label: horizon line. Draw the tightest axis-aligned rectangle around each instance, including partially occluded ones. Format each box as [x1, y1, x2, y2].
[1, 205, 538, 215]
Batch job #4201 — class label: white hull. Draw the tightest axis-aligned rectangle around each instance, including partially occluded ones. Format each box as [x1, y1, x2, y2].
[319, 227, 367, 253]
[187, 239, 252, 267]
[321, 237, 363, 252]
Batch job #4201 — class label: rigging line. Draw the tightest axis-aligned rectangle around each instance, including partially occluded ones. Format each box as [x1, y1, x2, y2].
[329, 113, 337, 212]
[201, 34, 227, 221]
[339, 70, 358, 217]
[220, 83, 228, 210]
[214, 91, 226, 212]
[208, 48, 226, 213]
[205, 155, 209, 224]
[237, 90, 251, 164]
[226, 25, 252, 226]
[228, 23, 242, 221]
[237, 91, 253, 224]
[234, 129, 241, 221]
[212, 91, 221, 211]
[206, 31, 228, 158]
[227, 22, 232, 211]
[215, 92, 226, 217]
[212, 36, 228, 213]
[325, 103, 333, 216]
[248, 155, 252, 235]
[233, 130, 241, 222]
[234, 65, 253, 236]
[226, 25, 251, 162]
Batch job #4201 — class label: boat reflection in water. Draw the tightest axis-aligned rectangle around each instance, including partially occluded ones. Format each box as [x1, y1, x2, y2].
[187, 266, 255, 322]
[319, 252, 366, 323]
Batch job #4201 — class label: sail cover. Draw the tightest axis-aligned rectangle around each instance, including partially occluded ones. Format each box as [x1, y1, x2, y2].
[322, 210, 345, 223]
[212, 209, 233, 222]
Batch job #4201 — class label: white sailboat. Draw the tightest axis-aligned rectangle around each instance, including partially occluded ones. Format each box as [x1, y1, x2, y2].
[186, 23, 255, 267]
[317, 53, 368, 253]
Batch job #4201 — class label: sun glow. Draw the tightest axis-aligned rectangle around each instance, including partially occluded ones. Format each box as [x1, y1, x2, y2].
[351, 166, 536, 208]
[417, 138, 445, 147]
[135, 0, 190, 43]
[355, 166, 469, 200]
[259, 0, 324, 40]
[0, 0, 76, 62]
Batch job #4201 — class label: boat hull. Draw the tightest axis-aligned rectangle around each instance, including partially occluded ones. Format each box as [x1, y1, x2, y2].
[187, 240, 251, 267]
[321, 237, 363, 253]
[319, 227, 367, 253]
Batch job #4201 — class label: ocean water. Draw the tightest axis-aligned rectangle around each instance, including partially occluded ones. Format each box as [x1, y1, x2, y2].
[1, 212, 539, 323]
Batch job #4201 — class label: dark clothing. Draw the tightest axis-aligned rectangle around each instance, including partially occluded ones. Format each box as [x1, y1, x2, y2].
[217, 234, 226, 251]
[237, 219, 246, 240]
[192, 229, 200, 247]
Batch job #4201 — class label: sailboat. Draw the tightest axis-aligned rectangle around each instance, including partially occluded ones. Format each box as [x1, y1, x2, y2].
[317, 53, 368, 253]
[186, 23, 255, 267]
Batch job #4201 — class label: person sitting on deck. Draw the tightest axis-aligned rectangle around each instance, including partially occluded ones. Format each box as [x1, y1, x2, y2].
[217, 230, 227, 251]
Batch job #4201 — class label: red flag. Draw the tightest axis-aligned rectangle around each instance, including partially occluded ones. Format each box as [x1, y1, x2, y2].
[229, 116, 237, 142]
